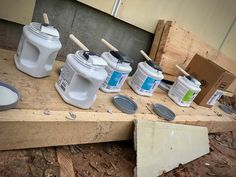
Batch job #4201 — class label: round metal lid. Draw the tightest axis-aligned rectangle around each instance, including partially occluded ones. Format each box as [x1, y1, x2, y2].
[153, 104, 176, 121]
[219, 104, 235, 115]
[0, 81, 20, 111]
[112, 95, 137, 114]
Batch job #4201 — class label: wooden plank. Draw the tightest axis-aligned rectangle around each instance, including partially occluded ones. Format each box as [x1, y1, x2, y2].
[0, 109, 235, 151]
[149, 20, 165, 59]
[135, 120, 209, 177]
[157, 22, 218, 75]
[0, 48, 235, 150]
[155, 21, 172, 64]
[154, 21, 236, 91]
[222, 90, 234, 97]
[57, 147, 75, 177]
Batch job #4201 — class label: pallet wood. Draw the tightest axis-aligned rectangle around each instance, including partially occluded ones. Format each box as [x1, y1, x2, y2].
[0, 48, 235, 150]
[57, 147, 75, 177]
[155, 21, 172, 64]
[151, 20, 236, 92]
[149, 20, 165, 59]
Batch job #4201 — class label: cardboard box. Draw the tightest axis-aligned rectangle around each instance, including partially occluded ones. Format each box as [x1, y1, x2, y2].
[186, 54, 235, 108]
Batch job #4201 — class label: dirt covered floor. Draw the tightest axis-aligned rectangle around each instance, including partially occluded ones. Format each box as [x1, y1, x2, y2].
[0, 131, 235, 177]
[160, 131, 236, 177]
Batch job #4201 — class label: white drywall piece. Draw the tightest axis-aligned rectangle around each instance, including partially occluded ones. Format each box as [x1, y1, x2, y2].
[134, 120, 209, 177]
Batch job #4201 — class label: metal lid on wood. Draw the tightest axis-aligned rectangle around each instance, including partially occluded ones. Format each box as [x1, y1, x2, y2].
[153, 103, 176, 121]
[112, 95, 137, 114]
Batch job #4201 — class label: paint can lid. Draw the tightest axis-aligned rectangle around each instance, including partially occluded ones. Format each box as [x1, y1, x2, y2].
[29, 22, 59, 40]
[158, 81, 172, 92]
[110, 51, 133, 63]
[219, 104, 235, 115]
[83, 51, 107, 66]
[153, 104, 176, 121]
[146, 60, 162, 71]
[0, 81, 20, 111]
[112, 95, 137, 114]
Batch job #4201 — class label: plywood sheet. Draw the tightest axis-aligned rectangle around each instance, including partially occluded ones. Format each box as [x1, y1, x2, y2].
[151, 21, 236, 92]
[135, 120, 209, 177]
[57, 147, 75, 177]
[149, 20, 165, 59]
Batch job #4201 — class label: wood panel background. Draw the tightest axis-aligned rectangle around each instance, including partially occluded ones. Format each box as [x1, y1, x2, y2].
[149, 20, 236, 92]
[78, 0, 236, 61]
[77, 0, 116, 14]
[1, 0, 236, 61]
[0, 0, 36, 25]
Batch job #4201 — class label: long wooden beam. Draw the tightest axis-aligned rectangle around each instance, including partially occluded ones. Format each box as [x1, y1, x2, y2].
[0, 48, 235, 150]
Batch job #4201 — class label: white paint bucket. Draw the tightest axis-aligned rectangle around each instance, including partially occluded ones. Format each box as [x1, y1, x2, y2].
[168, 76, 201, 107]
[128, 60, 164, 96]
[14, 22, 61, 78]
[100, 51, 133, 92]
[55, 50, 107, 109]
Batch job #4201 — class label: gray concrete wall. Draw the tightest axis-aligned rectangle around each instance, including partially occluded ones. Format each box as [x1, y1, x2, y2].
[0, 0, 153, 72]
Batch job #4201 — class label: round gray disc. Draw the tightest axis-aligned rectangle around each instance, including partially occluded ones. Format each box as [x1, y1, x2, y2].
[153, 104, 176, 121]
[0, 81, 20, 111]
[219, 104, 234, 115]
[112, 95, 138, 114]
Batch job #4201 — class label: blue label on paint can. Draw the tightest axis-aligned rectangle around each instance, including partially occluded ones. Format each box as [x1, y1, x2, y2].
[108, 71, 124, 87]
[141, 77, 160, 91]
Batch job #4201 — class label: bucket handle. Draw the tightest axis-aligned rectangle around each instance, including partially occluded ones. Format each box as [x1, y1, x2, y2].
[140, 50, 152, 61]
[43, 13, 50, 25]
[101, 38, 119, 51]
[69, 34, 89, 51]
[176, 65, 190, 76]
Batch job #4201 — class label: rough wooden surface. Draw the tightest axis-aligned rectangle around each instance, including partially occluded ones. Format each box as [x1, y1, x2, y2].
[57, 147, 75, 177]
[149, 20, 165, 59]
[151, 21, 236, 92]
[157, 21, 236, 76]
[0, 48, 235, 150]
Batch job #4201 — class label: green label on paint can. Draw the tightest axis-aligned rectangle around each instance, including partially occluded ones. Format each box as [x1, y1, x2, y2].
[182, 90, 194, 102]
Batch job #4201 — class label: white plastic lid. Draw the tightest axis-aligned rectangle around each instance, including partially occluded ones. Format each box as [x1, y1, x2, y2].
[40, 25, 60, 37]
[88, 55, 107, 67]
